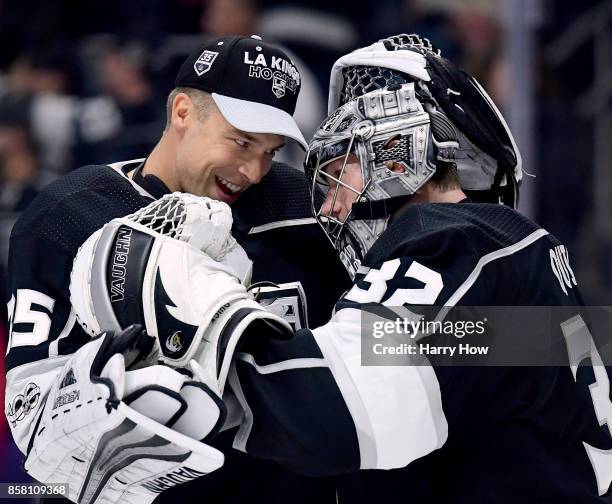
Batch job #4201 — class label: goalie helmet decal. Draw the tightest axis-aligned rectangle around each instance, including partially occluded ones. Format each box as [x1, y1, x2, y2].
[331, 33, 522, 200]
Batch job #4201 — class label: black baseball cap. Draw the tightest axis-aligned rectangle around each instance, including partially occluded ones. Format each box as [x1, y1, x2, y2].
[175, 35, 307, 149]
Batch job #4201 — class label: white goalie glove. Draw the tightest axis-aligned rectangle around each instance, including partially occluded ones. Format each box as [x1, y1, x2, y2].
[70, 193, 291, 397]
[25, 325, 225, 504]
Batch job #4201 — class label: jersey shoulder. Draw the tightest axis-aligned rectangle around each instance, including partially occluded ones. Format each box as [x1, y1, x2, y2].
[351, 203, 575, 307]
[11, 164, 152, 252]
[232, 162, 317, 232]
[367, 202, 544, 267]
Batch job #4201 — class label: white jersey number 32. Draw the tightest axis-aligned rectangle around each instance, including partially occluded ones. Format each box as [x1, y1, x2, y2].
[344, 259, 443, 306]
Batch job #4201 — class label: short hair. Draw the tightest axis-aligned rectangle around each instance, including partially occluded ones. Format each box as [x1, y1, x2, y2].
[165, 87, 216, 129]
[431, 160, 461, 192]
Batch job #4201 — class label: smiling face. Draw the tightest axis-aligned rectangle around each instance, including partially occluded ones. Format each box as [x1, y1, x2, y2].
[170, 92, 285, 204]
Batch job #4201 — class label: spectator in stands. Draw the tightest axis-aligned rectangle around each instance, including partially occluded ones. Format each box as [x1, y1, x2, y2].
[0, 97, 39, 212]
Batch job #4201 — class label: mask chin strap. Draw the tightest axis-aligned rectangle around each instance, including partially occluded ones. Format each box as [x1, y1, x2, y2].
[490, 163, 520, 208]
[350, 195, 409, 220]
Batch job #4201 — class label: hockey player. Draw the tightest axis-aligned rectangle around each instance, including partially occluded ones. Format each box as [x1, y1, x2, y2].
[75, 36, 611, 502]
[4, 36, 346, 503]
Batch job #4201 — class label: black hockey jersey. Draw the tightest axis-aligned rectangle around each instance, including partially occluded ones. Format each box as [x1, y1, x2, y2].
[231, 201, 612, 503]
[4, 160, 349, 503]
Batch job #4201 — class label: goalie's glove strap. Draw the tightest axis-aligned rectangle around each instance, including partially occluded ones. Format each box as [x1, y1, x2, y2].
[121, 380, 227, 442]
[90, 325, 152, 413]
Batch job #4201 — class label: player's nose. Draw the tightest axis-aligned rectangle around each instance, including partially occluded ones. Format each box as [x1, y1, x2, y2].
[238, 157, 269, 185]
[321, 188, 346, 220]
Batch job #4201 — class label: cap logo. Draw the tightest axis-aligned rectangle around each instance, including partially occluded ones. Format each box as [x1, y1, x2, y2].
[244, 51, 300, 99]
[272, 75, 287, 98]
[194, 50, 219, 76]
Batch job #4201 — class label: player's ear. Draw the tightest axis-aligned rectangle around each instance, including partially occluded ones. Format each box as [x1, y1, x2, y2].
[171, 93, 194, 132]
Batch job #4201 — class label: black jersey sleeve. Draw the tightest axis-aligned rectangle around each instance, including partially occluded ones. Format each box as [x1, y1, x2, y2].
[230, 203, 612, 502]
[4, 165, 152, 454]
[229, 211, 489, 476]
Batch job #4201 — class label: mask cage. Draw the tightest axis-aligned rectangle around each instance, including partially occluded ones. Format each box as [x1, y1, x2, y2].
[305, 133, 371, 251]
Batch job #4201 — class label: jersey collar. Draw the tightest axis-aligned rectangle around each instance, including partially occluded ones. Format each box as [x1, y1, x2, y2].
[131, 161, 172, 199]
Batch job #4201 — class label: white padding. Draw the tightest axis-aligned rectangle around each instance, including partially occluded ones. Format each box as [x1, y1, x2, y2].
[312, 308, 448, 469]
[127, 390, 183, 425]
[172, 384, 221, 440]
[123, 365, 187, 424]
[328, 41, 429, 113]
[124, 365, 186, 394]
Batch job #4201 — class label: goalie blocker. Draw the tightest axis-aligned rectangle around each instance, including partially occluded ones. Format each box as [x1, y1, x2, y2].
[70, 194, 292, 396]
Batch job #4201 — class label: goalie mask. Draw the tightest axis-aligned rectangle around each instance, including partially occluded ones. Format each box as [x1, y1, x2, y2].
[306, 33, 522, 279]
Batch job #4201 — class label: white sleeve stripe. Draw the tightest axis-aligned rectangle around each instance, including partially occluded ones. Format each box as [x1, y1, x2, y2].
[414, 364, 448, 441]
[313, 308, 448, 470]
[446, 228, 549, 306]
[313, 324, 380, 468]
[235, 352, 327, 374]
[247, 218, 317, 235]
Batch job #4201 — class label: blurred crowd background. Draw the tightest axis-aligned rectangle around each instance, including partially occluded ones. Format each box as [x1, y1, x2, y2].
[0, 0, 610, 493]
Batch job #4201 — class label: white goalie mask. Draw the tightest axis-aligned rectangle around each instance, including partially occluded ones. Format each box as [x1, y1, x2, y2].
[307, 34, 522, 279]
[306, 82, 461, 278]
